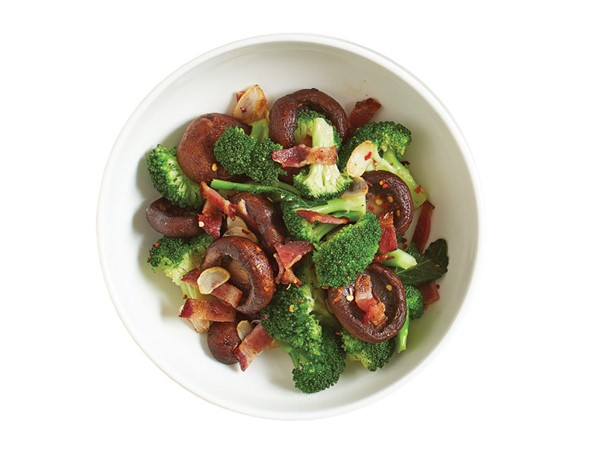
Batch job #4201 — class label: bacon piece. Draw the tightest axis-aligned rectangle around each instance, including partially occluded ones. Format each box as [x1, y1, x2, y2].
[272, 144, 338, 167]
[353, 274, 387, 327]
[412, 200, 435, 253]
[378, 211, 398, 255]
[200, 181, 236, 219]
[295, 210, 350, 225]
[273, 241, 314, 285]
[179, 298, 237, 332]
[418, 281, 441, 308]
[211, 282, 243, 308]
[181, 268, 201, 285]
[233, 323, 273, 371]
[348, 98, 382, 130]
[197, 192, 222, 239]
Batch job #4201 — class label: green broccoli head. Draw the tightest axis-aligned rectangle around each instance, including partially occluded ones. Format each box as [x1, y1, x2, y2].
[341, 121, 411, 167]
[294, 110, 342, 149]
[340, 121, 428, 209]
[313, 212, 382, 288]
[404, 284, 425, 320]
[341, 329, 395, 371]
[146, 145, 203, 209]
[293, 164, 352, 200]
[213, 126, 282, 185]
[260, 283, 322, 355]
[260, 278, 346, 394]
[281, 200, 338, 244]
[147, 234, 213, 298]
[292, 110, 349, 200]
[291, 326, 346, 393]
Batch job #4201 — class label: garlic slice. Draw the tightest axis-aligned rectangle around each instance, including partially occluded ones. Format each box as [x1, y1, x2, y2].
[233, 84, 268, 124]
[197, 267, 231, 295]
[346, 140, 375, 177]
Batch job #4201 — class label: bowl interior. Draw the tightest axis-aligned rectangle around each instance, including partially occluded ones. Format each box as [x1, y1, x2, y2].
[98, 35, 479, 419]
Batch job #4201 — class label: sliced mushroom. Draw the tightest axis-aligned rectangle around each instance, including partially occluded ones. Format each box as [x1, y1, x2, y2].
[326, 263, 407, 343]
[269, 88, 350, 148]
[200, 236, 275, 314]
[177, 113, 249, 184]
[145, 197, 203, 238]
[363, 170, 414, 235]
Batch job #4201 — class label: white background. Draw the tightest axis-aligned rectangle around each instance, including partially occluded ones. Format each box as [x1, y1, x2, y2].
[1, 1, 598, 449]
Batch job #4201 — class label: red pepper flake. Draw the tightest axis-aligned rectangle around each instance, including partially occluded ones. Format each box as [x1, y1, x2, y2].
[153, 242, 160, 247]
[364, 151, 372, 160]
[382, 183, 389, 189]
[414, 185, 423, 194]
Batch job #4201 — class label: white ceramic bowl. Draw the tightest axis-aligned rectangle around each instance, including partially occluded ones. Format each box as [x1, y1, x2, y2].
[97, 34, 480, 420]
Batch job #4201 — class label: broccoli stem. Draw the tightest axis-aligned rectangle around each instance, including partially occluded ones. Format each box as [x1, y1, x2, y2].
[210, 179, 301, 201]
[396, 314, 409, 353]
[381, 248, 418, 269]
[309, 196, 366, 219]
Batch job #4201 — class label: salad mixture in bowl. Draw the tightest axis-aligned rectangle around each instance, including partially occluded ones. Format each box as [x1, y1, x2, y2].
[143, 84, 449, 394]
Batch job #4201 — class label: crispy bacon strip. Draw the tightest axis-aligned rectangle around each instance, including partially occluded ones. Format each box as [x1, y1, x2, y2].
[179, 298, 236, 332]
[354, 274, 387, 327]
[233, 323, 273, 371]
[272, 144, 338, 167]
[181, 268, 201, 285]
[412, 200, 435, 253]
[210, 282, 243, 308]
[295, 210, 350, 225]
[377, 211, 398, 255]
[418, 281, 441, 308]
[197, 193, 222, 239]
[200, 181, 236, 219]
[273, 241, 314, 285]
[348, 98, 382, 130]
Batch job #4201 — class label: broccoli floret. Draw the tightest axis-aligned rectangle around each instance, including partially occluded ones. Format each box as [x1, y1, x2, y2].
[293, 111, 351, 200]
[291, 326, 346, 393]
[341, 329, 395, 371]
[295, 259, 340, 329]
[147, 234, 213, 299]
[146, 145, 203, 209]
[281, 184, 367, 244]
[404, 284, 425, 320]
[313, 212, 382, 288]
[261, 281, 346, 393]
[294, 109, 342, 149]
[294, 164, 352, 201]
[213, 126, 282, 185]
[341, 121, 428, 208]
[261, 283, 322, 356]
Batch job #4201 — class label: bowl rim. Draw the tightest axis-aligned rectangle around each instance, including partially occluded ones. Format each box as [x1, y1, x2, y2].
[97, 32, 483, 420]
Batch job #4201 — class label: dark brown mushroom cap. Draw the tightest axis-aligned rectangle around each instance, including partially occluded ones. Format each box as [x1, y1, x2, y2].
[145, 197, 203, 238]
[326, 263, 407, 343]
[177, 113, 249, 184]
[207, 321, 241, 364]
[269, 88, 350, 148]
[363, 170, 414, 235]
[229, 192, 286, 255]
[200, 236, 275, 315]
